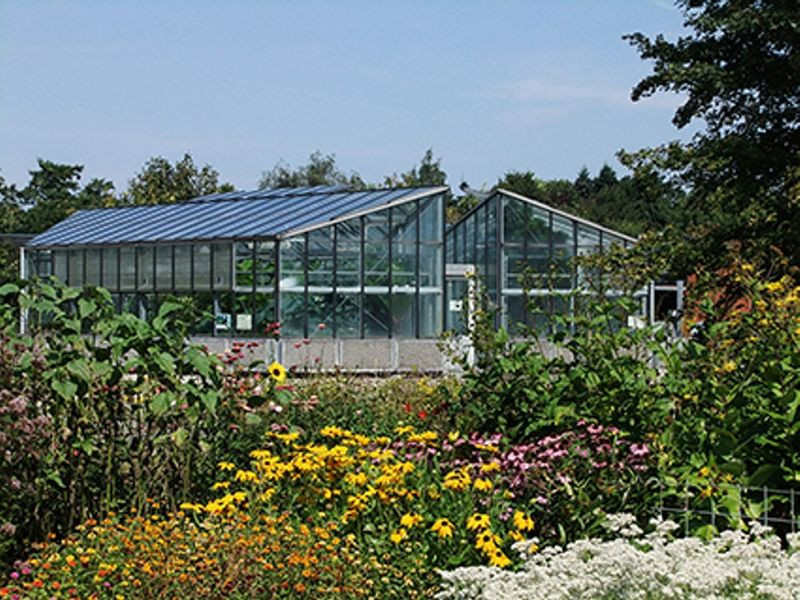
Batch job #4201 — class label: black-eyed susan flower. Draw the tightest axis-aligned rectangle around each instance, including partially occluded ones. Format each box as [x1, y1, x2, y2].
[466, 513, 490, 531]
[473, 478, 493, 492]
[268, 361, 287, 384]
[400, 513, 424, 528]
[430, 518, 454, 539]
[474, 529, 501, 552]
[390, 528, 408, 545]
[487, 547, 512, 568]
[512, 510, 534, 532]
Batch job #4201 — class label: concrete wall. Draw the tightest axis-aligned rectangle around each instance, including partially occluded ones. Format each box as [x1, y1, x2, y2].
[192, 336, 452, 373]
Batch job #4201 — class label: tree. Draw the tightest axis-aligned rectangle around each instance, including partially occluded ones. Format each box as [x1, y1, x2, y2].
[122, 153, 234, 205]
[383, 148, 448, 188]
[16, 160, 115, 234]
[258, 151, 365, 189]
[624, 0, 800, 272]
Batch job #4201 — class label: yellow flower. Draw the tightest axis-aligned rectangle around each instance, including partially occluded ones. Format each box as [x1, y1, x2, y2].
[722, 360, 736, 373]
[699, 466, 711, 477]
[512, 510, 534, 533]
[390, 528, 408, 544]
[466, 513, 490, 531]
[473, 478, 493, 492]
[268, 361, 287, 384]
[474, 529, 501, 552]
[447, 431, 460, 443]
[234, 469, 258, 482]
[178, 502, 204, 512]
[217, 461, 235, 471]
[487, 547, 512, 568]
[400, 513, 424, 528]
[430, 518, 454, 539]
[508, 530, 524, 542]
[480, 462, 500, 474]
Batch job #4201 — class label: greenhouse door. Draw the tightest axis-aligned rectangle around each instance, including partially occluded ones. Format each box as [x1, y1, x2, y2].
[445, 264, 476, 334]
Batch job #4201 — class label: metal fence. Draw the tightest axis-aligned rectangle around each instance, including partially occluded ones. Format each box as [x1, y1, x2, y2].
[658, 483, 798, 535]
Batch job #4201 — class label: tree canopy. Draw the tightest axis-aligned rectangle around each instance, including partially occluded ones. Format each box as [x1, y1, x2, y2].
[258, 151, 365, 189]
[122, 153, 234, 205]
[624, 0, 800, 273]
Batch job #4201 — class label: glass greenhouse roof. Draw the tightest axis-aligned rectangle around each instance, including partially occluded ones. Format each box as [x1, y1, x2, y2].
[27, 185, 447, 247]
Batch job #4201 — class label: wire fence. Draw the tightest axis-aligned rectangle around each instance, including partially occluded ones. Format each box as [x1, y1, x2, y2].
[658, 483, 798, 535]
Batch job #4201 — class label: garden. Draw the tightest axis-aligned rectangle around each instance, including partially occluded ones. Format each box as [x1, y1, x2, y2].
[0, 256, 798, 599]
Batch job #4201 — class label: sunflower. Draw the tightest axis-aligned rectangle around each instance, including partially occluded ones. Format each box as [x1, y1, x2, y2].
[268, 361, 287, 384]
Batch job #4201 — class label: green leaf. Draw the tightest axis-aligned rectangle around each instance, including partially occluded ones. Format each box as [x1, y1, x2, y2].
[52, 379, 78, 400]
[78, 298, 96, 320]
[151, 350, 176, 375]
[171, 427, 188, 448]
[201, 391, 218, 414]
[0, 283, 19, 296]
[149, 392, 173, 416]
[66, 358, 92, 382]
[747, 464, 779, 487]
[245, 413, 263, 427]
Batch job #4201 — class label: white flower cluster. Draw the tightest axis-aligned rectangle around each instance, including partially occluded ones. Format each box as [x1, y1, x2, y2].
[437, 516, 800, 599]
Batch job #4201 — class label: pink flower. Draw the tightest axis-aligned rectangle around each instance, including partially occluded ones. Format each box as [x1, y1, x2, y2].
[629, 443, 650, 457]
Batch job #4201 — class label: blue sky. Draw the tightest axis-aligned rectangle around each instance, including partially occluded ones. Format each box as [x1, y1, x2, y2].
[0, 1, 691, 192]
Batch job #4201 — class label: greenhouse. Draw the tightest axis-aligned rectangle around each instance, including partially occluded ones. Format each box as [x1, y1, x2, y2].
[445, 189, 638, 332]
[23, 185, 447, 340]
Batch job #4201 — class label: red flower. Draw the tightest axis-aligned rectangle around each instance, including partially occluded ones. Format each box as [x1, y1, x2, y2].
[417, 410, 428, 420]
[404, 402, 412, 414]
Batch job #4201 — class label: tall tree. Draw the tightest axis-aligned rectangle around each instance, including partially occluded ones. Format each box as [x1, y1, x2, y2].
[624, 0, 800, 272]
[122, 153, 234, 205]
[383, 148, 448, 188]
[259, 151, 365, 189]
[16, 160, 115, 233]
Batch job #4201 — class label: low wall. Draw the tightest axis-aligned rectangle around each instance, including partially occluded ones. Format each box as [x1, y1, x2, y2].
[192, 337, 453, 373]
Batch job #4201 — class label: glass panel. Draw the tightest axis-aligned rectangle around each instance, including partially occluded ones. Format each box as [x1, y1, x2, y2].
[53, 250, 68, 283]
[307, 227, 334, 288]
[120, 247, 136, 291]
[464, 214, 475, 265]
[193, 245, 211, 290]
[336, 293, 360, 338]
[505, 245, 525, 289]
[155, 246, 172, 291]
[137, 247, 153, 291]
[578, 225, 600, 249]
[503, 197, 526, 244]
[174, 245, 192, 290]
[214, 292, 233, 335]
[192, 292, 214, 335]
[419, 243, 442, 288]
[419, 291, 442, 337]
[234, 292, 254, 334]
[120, 293, 137, 315]
[504, 294, 528, 334]
[552, 215, 574, 247]
[363, 293, 390, 337]
[307, 293, 334, 336]
[486, 204, 498, 301]
[279, 236, 306, 338]
[102, 248, 118, 290]
[392, 243, 416, 288]
[85, 249, 100, 286]
[212, 243, 231, 290]
[419, 194, 443, 242]
[391, 201, 417, 244]
[552, 246, 574, 289]
[68, 249, 83, 287]
[475, 203, 487, 276]
[254, 292, 276, 335]
[526, 206, 550, 244]
[235, 242, 254, 289]
[255, 241, 275, 289]
[604, 234, 626, 250]
[391, 288, 416, 337]
[364, 211, 389, 288]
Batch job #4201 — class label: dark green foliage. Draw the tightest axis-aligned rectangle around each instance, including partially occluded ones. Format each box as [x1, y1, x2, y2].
[259, 150, 366, 189]
[121, 153, 234, 205]
[624, 0, 800, 273]
[0, 281, 233, 563]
